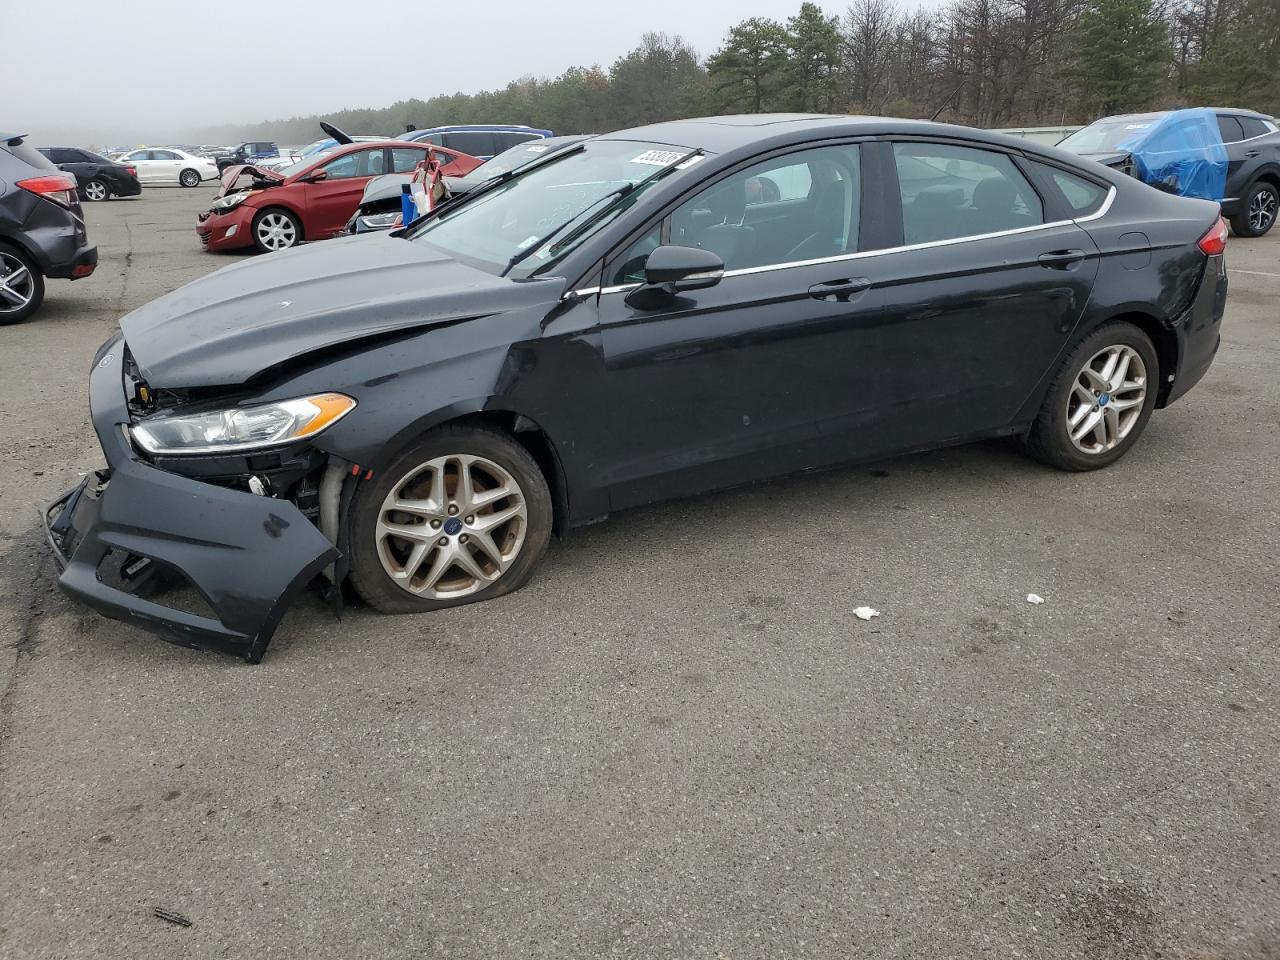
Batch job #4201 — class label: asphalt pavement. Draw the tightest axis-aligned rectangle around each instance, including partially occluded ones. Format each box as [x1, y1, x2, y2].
[0, 187, 1277, 959]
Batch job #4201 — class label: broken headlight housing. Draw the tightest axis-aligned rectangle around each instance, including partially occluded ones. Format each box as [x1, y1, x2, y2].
[210, 190, 251, 212]
[359, 211, 402, 230]
[131, 393, 356, 455]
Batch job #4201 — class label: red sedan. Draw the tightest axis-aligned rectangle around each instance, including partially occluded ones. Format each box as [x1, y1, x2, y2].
[196, 141, 482, 253]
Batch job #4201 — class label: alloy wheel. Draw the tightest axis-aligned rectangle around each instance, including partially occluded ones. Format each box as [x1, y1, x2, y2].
[1249, 186, 1278, 233]
[84, 180, 108, 201]
[1065, 344, 1147, 455]
[179, 169, 200, 187]
[375, 454, 529, 600]
[255, 213, 298, 251]
[0, 252, 35, 314]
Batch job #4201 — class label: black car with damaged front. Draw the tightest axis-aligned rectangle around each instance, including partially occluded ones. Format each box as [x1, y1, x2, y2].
[45, 115, 1229, 662]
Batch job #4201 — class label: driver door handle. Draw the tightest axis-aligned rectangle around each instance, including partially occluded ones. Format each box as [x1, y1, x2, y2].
[808, 277, 871, 302]
[1038, 249, 1087, 270]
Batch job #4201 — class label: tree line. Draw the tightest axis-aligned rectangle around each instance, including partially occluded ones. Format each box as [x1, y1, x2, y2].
[195, 0, 1279, 145]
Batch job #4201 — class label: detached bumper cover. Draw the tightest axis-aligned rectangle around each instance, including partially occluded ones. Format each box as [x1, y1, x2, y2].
[42, 337, 338, 662]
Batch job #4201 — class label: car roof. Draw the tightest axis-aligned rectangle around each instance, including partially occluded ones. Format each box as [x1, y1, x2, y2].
[597, 114, 1048, 155]
[402, 124, 553, 139]
[1089, 108, 1273, 123]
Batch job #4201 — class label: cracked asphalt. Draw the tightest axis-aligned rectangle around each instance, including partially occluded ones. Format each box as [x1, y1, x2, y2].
[1, 188, 1277, 959]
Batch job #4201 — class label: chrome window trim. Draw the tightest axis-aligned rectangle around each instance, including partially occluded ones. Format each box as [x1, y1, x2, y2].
[571, 183, 1118, 300]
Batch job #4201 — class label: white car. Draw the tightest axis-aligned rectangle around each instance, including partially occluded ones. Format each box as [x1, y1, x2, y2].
[116, 148, 219, 187]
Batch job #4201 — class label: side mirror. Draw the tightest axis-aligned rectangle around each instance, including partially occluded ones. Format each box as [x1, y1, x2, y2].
[625, 245, 724, 309]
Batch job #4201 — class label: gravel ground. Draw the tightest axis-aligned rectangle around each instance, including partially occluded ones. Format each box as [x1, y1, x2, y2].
[0, 187, 1277, 959]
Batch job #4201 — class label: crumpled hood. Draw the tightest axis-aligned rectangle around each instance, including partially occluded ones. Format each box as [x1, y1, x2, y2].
[218, 163, 283, 196]
[121, 233, 562, 389]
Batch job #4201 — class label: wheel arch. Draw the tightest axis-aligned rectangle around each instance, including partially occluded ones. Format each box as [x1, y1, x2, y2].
[1090, 309, 1178, 406]
[0, 234, 43, 271]
[249, 202, 306, 241]
[356, 405, 571, 537]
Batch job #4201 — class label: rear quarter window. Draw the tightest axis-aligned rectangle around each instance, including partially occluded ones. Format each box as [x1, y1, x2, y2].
[1034, 162, 1109, 216]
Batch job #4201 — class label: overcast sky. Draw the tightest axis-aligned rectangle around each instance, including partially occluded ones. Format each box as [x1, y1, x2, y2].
[3, 0, 880, 145]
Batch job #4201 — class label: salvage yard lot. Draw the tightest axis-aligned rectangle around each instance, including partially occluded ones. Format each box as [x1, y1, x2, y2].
[1, 187, 1277, 958]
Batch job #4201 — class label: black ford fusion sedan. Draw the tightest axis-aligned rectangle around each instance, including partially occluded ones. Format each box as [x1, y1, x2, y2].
[44, 115, 1228, 663]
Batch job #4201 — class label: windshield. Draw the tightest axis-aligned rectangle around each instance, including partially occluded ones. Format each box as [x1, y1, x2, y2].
[410, 140, 700, 275]
[1059, 116, 1163, 153]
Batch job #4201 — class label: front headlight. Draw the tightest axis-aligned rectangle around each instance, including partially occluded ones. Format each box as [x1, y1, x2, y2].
[131, 393, 356, 455]
[359, 211, 402, 229]
[211, 190, 250, 212]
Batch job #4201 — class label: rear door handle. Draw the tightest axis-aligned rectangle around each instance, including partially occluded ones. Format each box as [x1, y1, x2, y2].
[808, 277, 871, 302]
[1245, 149, 1261, 158]
[1038, 249, 1087, 270]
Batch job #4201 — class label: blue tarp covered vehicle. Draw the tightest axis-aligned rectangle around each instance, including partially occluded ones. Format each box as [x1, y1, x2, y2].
[1115, 107, 1229, 200]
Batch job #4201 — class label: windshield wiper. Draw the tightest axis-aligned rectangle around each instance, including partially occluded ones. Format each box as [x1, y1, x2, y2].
[500, 147, 704, 277]
[400, 143, 588, 236]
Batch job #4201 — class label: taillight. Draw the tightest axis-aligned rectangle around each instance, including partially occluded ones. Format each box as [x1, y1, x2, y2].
[16, 174, 77, 209]
[125, 166, 137, 177]
[1198, 215, 1228, 256]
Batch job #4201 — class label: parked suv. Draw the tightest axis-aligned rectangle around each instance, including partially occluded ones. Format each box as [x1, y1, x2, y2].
[396, 125, 553, 160]
[0, 133, 97, 324]
[1060, 107, 1280, 237]
[217, 141, 280, 172]
[37, 147, 142, 201]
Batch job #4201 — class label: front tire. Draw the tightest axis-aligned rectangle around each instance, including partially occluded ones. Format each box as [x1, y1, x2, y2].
[82, 178, 110, 202]
[178, 168, 201, 188]
[251, 208, 301, 252]
[1023, 321, 1159, 471]
[348, 425, 553, 614]
[0, 246, 45, 325]
[1230, 180, 1279, 238]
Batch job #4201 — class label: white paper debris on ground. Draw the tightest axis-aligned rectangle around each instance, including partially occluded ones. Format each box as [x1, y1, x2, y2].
[1026, 593, 1045, 605]
[853, 606, 880, 621]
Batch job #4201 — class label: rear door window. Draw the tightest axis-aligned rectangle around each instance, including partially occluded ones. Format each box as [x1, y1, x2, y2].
[1216, 115, 1245, 143]
[443, 131, 499, 156]
[390, 148, 427, 173]
[893, 142, 1043, 244]
[496, 132, 541, 151]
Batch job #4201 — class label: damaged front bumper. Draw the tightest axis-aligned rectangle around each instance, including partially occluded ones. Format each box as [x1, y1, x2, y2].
[41, 337, 338, 662]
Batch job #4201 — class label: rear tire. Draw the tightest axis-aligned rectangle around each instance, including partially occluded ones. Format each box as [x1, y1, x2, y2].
[0, 246, 44, 325]
[348, 425, 553, 615]
[82, 178, 110, 202]
[1229, 180, 1279, 238]
[178, 168, 201, 188]
[1023, 321, 1159, 471]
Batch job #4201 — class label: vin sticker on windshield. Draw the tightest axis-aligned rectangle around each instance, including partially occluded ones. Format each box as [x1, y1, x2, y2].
[631, 150, 703, 168]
